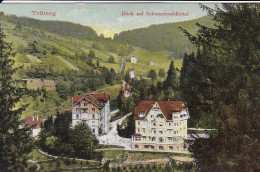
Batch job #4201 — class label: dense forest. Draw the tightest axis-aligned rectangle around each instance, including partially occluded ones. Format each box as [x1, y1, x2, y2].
[114, 16, 214, 59]
[1, 11, 98, 40]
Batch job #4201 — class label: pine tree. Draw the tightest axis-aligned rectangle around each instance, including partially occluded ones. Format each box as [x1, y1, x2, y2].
[0, 26, 33, 170]
[180, 4, 260, 171]
[163, 60, 177, 89]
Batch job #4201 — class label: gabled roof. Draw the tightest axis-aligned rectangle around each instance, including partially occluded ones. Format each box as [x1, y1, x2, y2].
[72, 93, 110, 108]
[59, 109, 72, 114]
[127, 68, 135, 72]
[134, 100, 186, 120]
[131, 56, 137, 59]
[119, 86, 132, 92]
[24, 116, 44, 129]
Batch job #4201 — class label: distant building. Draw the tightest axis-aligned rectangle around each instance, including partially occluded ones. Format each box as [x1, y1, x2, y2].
[131, 100, 189, 152]
[24, 116, 44, 137]
[127, 68, 135, 79]
[119, 86, 132, 98]
[131, 56, 138, 63]
[93, 69, 101, 75]
[24, 79, 56, 91]
[150, 62, 155, 65]
[72, 93, 111, 135]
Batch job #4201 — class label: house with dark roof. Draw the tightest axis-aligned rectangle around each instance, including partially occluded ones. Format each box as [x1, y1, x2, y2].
[119, 86, 132, 98]
[131, 100, 189, 152]
[72, 93, 111, 135]
[24, 116, 44, 137]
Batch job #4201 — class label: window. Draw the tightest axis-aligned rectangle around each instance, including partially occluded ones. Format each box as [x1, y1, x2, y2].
[143, 128, 146, 133]
[151, 146, 154, 149]
[158, 137, 164, 143]
[134, 145, 139, 149]
[153, 123, 156, 126]
[82, 109, 87, 113]
[159, 131, 163, 134]
[144, 145, 149, 149]
[151, 115, 154, 118]
[76, 114, 79, 119]
[169, 146, 173, 150]
[138, 121, 140, 125]
[156, 114, 164, 118]
[92, 108, 95, 111]
[169, 122, 171, 126]
[153, 129, 156, 134]
[137, 128, 140, 133]
[143, 136, 146, 141]
[84, 103, 87, 106]
[152, 137, 155, 141]
[135, 137, 141, 141]
[159, 146, 164, 150]
[92, 129, 95, 133]
[92, 114, 95, 119]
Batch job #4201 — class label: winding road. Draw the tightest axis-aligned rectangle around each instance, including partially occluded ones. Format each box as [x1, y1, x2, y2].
[98, 112, 132, 149]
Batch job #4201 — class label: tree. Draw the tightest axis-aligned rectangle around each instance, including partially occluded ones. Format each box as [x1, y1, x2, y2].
[158, 68, 165, 77]
[180, 4, 260, 171]
[147, 69, 157, 81]
[88, 49, 95, 60]
[109, 68, 116, 85]
[0, 26, 33, 171]
[124, 72, 131, 84]
[108, 56, 115, 63]
[96, 60, 100, 67]
[71, 123, 98, 159]
[51, 47, 58, 55]
[15, 22, 22, 30]
[27, 40, 39, 54]
[99, 33, 105, 39]
[163, 60, 177, 89]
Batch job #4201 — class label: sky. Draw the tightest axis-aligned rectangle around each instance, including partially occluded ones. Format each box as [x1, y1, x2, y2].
[0, 3, 218, 37]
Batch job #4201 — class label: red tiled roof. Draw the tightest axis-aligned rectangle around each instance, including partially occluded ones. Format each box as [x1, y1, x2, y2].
[132, 134, 142, 137]
[72, 93, 110, 108]
[134, 100, 186, 120]
[59, 109, 72, 114]
[119, 86, 132, 92]
[127, 68, 134, 72]
[131, 56, 137, 59]
[24, 116, 44, 129]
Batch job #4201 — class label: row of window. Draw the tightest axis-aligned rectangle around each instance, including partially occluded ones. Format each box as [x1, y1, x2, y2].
[137, 128, 180, 134]
[133, 136, 182, 142]
[75, 114, 97, 119]
[76, 107, 96, 112]
[137, 121, 186, 127]
[134, 145, 180, 151]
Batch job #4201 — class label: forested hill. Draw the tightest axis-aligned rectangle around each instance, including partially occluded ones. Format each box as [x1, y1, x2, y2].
[113, 16, 214, 59]
[1, 12, 98, 40]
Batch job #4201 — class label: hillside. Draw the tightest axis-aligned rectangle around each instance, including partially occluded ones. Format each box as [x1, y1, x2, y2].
[114, 16, 214, 59]
[2, 12, 98, 40]
[1, 13, 182, 117]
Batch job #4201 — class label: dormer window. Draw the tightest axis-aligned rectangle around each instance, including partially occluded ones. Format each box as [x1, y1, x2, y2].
[138, 113, 144, 117]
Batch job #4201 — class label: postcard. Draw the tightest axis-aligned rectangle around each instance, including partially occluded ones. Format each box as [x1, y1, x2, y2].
[0, 1, 259, 171]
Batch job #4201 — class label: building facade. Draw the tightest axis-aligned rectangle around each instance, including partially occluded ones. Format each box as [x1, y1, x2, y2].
[119, 86, 132, 98]
[131, 101, 189, 152]
[127, 68, 135, 78]
[24, 116, 44, 137]
[131, 56, 137, 63]
[72, 93, 111, 136]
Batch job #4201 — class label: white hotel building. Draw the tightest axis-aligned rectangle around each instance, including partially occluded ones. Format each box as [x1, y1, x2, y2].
[72, 93, 111, 136]
[131, 100, 189, 152]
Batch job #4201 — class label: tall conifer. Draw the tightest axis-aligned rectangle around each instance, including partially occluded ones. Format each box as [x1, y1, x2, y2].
[0, 26, 33, 170]
[180, 4, 260, 171]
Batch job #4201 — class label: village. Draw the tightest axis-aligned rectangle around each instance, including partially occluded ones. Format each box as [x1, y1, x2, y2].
[24, 55, 196, 155]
